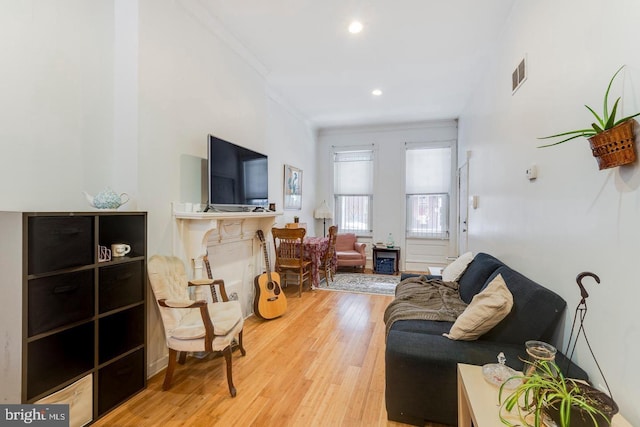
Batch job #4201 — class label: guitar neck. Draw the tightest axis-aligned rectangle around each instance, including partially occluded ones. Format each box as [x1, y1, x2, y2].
[256, 230, 274, 282]
[262, 241, 273, 281]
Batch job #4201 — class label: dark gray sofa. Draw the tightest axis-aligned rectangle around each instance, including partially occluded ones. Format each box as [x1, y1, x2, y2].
[385, 252, 587, 426]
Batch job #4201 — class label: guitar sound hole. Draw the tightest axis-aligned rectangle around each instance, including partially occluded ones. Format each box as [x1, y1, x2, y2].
[267, 282, 281, 295]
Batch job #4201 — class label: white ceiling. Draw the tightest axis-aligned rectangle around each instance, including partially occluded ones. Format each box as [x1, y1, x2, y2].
[201, 0, 516, 129]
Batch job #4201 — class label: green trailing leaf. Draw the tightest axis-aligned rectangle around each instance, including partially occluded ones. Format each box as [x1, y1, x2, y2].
[614, 111, 640, 127]
[604, 65, 625, 121]
[605, 98, 620, 129]
[585, 104, 605, 128]
[538, 129, 596, 139]
[537, 133, 593, 148]
[538, 65, 638, 147]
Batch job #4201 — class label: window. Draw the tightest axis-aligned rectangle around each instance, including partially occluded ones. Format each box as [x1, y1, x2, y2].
[333, 149, 374, 234]
[405, 146, 452, 238]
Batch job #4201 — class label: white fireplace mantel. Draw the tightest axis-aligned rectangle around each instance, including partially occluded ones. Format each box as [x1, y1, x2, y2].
[172, 203, 281, 279]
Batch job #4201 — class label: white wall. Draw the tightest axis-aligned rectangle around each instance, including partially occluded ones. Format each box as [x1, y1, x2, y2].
[0, 1, 119, 211]
[316, 121, 458, 267]
[459, 0, 640, 422]
[137, 0, 316, 374]
[0, 0, 316, 383]
[266, 95, 318, 227]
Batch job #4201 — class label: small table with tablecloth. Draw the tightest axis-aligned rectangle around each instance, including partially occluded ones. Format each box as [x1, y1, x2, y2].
[302, 236, 336, 288]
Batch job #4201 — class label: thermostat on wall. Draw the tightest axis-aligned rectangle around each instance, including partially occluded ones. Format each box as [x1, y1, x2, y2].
[526, 165, 537, 180]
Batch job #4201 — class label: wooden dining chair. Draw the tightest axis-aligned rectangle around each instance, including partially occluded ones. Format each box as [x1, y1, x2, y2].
[272, 227, 312, 297]
[318, 225, 338, 285]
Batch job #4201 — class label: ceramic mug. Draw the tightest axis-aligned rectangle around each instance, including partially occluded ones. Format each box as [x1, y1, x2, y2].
[111, 243, 131, 257]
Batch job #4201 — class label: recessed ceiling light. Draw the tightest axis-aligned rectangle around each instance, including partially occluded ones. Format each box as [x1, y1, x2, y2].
[348, 21, 363, 34]
[372, 89, 383, 96]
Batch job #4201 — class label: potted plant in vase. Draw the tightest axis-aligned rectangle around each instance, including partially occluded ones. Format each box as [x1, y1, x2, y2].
[498, 360, 618, 427]
[539, 65, 640, 170]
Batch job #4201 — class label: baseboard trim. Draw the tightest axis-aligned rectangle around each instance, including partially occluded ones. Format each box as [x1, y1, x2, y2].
[147, 354, 168, 379]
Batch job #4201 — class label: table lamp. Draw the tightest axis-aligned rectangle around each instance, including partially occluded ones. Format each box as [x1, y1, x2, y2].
[314, 200, 333, 236]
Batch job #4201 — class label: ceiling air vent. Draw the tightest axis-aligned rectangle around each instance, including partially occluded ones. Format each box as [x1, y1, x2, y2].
[512, 56, 527, 94]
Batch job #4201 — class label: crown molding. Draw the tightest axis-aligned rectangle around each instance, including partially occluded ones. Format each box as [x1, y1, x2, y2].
[178, 0, 270, 77]
[178, 0, 311, 129]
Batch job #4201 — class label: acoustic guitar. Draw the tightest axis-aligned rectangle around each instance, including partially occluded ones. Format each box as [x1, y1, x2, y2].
[253, 230, 287, 319]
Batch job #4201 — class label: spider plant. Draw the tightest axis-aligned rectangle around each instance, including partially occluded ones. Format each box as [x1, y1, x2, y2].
[538, 65, 640, 147]
[498, 360, 615, 427]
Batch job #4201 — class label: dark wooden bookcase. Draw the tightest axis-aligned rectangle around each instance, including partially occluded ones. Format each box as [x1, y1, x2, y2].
[1, 211, 147, 423]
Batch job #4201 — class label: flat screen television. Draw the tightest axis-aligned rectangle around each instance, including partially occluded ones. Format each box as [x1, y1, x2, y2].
[207, 134, 268, 210]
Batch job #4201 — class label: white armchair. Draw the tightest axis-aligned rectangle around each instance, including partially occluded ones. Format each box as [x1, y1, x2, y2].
[147, 255, 246, 396]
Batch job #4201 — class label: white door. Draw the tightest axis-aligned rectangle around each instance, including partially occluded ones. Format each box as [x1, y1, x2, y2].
[457, 162, 469, 254]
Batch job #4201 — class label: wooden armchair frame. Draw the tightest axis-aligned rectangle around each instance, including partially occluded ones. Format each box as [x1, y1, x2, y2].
[148, 255, 246, 397]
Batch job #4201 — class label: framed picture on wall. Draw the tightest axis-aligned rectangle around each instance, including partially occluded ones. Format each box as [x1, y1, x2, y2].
[283, 164, 302, 210]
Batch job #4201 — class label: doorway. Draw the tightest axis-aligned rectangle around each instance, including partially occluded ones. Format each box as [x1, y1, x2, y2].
[457, 162, 469, 254]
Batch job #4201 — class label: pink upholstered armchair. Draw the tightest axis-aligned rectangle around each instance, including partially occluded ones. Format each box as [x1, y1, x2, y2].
[335, 233, 366, 271]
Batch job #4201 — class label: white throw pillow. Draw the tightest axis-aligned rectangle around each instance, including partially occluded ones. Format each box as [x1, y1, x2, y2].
[441, 252, 474, 282]
[443, 274, 513, 341]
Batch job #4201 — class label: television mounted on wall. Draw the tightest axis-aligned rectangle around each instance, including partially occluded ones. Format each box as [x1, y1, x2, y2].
[207, 134, 268, 211]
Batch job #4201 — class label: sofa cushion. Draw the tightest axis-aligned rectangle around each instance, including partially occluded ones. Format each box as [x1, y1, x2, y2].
[389, 319, 453, 336]
[458, 252, 505, 303]
[335, 250, 362, 260]
[442, 251, 473, 282]
[480, 266, 566, 344]
[444, 274, 513, 340]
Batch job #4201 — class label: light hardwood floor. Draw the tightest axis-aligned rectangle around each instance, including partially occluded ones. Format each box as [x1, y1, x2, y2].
[94, 286, 448, 427]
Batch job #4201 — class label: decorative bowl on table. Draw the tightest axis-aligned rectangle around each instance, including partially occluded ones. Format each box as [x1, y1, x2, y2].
[482, 363, 521, 390]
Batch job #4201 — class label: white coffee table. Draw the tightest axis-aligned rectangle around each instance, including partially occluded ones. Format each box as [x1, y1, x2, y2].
[457, 363, 631, 427]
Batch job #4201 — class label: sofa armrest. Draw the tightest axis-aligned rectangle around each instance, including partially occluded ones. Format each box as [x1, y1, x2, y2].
[385, 330, 518, 425]
[385, 329, 586, 426]
[354, 242, 366, 254]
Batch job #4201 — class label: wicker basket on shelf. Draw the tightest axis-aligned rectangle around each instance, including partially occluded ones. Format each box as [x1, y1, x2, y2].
[588, 119, 637, 170]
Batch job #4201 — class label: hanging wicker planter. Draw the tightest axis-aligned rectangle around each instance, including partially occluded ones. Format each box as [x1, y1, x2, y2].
[538, 66, 640, 170]
[588, 119, 637, 170]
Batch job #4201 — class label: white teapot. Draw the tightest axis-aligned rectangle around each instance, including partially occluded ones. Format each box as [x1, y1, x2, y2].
[83, 188, 129, 209]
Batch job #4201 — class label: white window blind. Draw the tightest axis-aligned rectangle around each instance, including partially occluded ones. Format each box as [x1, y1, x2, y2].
[405, 146, 452, 238]
[406, 147, 451, 194]
[333, 150, 374, 195]
[333, 149, 374, 234]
